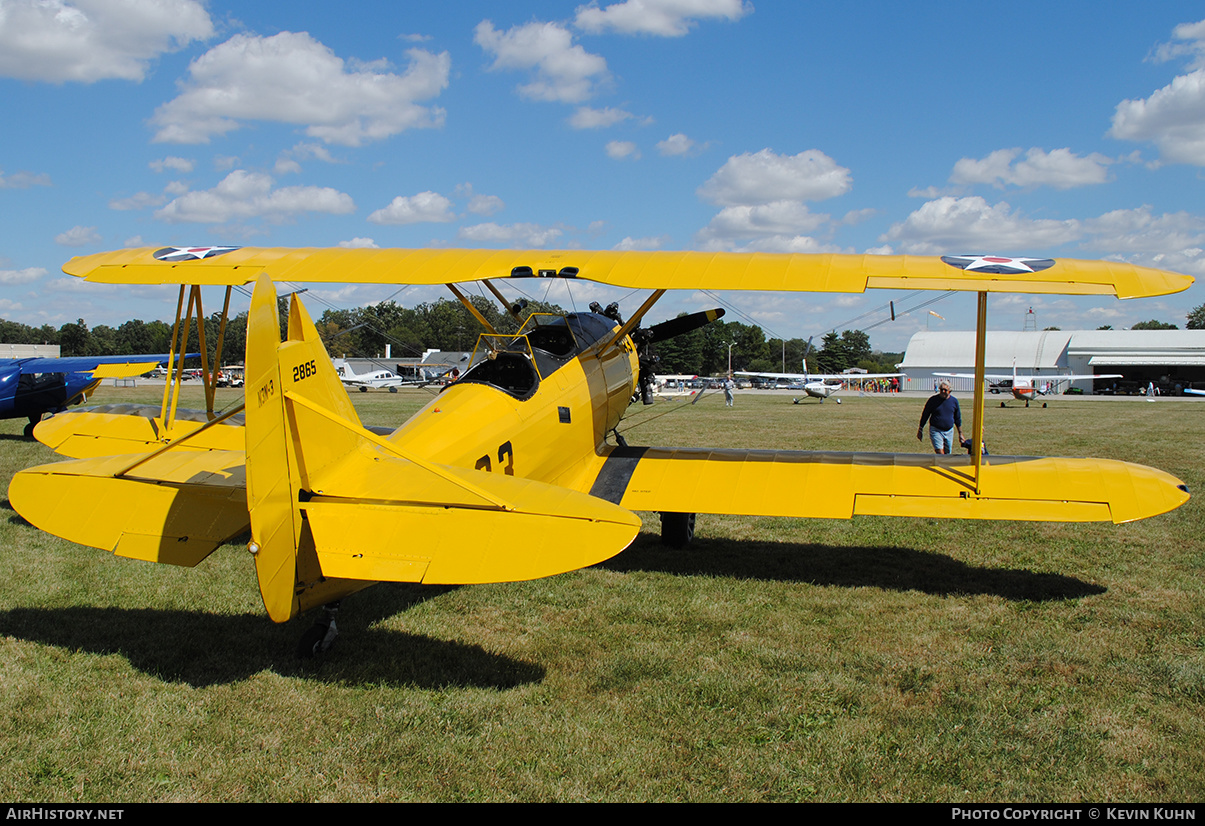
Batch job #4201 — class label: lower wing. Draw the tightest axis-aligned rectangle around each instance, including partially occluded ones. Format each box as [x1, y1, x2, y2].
[588, 446, 1189, 524]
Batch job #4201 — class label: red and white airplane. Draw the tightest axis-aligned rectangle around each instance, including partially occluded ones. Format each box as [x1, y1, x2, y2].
[937, 360, 1121, 407]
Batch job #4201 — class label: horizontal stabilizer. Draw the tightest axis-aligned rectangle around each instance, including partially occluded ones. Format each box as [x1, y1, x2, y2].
[591, 448, 1189, 524]
[9, 450, 249, 566]
[302, 453, 641, 584]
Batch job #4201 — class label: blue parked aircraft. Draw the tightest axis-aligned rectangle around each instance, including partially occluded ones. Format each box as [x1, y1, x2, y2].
[0, 354, 190, 437]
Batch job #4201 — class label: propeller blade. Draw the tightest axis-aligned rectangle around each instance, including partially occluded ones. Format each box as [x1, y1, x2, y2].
[646, 308, 725, 343]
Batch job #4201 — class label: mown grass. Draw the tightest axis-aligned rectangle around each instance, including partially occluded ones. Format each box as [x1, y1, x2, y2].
[0, 386, 1201, 801]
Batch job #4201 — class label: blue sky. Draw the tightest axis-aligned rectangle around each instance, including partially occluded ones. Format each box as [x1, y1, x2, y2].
[2, 0, 1204, 353]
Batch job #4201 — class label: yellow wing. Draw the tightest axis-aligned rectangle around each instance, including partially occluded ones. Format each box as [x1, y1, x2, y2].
[588, 446, 1189, 525]
[63, 247, 1193, 299]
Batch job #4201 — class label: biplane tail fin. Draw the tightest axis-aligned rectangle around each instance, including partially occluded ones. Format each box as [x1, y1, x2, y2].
[244, 274, 372, 622]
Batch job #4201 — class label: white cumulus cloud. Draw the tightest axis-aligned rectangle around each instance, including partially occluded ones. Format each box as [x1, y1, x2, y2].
[605, 140, 640, 159]
[153, 170, 355, 223]
[574, 0, 752, 37]
[879, 196, 1081, 254]
[151, 32, 450, 146]
[613, 235, 669, 250]
[657, 133, 698, 156]
[338, 237, 379, 249]
[0, 0, 212, 83]
[109, 191, 166, 210]
[1110, 20, 1205, 165]
[458, 222, 564, 247]
[698, 149, 851, 206]
[568, 106, 635, 129]
[696, 201, 829, 245]
[55, 225, 101, 247]
[0, 169, 51, 188]
[1081, 205, 1205, 252]
[0, 267, 47, 285]
[474, 20, 608, 103]
[368, 191, 457, 225]
[149, 156, 194, 174]
[467, 194, 505, 216]
[951, 147, 1112, 189]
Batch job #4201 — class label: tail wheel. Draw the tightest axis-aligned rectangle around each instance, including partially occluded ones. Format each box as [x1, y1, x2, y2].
[659, 512, 696, 548]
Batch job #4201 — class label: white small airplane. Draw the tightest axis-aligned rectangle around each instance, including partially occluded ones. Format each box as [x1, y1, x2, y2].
[334, 362, 437, 393]
[936, 361, 1121, 407]
[736, 367, 904, 404]
[652, 374, 700, 398]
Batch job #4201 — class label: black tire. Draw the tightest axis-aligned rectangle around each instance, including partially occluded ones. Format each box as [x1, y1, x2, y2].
[659, 512, 696, 548]
[388, 386, 397, 393]
[23, 415, 40, 439]
[359, 386, 368, 393]
[297, 623, 327, 659]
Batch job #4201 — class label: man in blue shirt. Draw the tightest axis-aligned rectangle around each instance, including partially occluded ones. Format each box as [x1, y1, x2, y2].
[917, 380, 963, 454]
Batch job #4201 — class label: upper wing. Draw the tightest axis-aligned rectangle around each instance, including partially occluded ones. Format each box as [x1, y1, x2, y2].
[588, 446, 1189, 525]
[13, 354, 178, 378]
[63, 247, 1194, 299]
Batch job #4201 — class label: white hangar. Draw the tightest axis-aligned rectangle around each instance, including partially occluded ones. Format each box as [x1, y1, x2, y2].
[898, 330, 1205, 395]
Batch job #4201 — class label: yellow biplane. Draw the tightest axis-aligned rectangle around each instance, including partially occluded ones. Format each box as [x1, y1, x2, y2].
[8, 247, 1193, 655]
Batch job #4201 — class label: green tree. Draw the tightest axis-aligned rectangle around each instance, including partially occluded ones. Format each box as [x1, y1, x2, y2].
[58, 318, 90, 356]
[1187, 304, 1205, 330]
[1131, 319, 1178, 330]
[818, 329, 871, 373]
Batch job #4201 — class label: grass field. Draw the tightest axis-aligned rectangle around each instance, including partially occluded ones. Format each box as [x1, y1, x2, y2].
[0, 385, 1202, 802]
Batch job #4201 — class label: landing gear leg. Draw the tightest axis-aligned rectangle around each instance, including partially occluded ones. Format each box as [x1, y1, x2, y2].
[297, 601, 341, 659]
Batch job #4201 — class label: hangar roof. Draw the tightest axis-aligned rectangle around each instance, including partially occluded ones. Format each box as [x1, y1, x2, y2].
[900, 329, 1205, 371]
[900, 330, 1072, 371]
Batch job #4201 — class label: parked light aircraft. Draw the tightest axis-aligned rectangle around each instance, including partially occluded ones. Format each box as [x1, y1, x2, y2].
[8, 247, 1193, 656]
[335, 362, 438, 392]
[736, 367, 904, 404]
[652, 374, 701, 399]
[0, 354, 186, 437]
[937, 361, 1122, 407]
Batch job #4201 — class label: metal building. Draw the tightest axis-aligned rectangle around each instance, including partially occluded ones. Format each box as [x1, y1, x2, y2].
[899, 330, 1205, 395]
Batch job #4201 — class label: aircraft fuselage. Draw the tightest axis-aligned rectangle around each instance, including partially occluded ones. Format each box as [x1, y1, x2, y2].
[386, 312, 638, 493]
[0, 362, 97, 424]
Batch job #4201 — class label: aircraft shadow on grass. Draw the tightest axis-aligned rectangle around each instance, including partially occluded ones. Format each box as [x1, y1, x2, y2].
[0, 588, 544, 691]
[607, 533, 1107, 602]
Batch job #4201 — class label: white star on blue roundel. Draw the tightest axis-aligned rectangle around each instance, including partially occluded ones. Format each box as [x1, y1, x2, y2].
[153, 246, 242, 262]
[940, 255, 1055, 275]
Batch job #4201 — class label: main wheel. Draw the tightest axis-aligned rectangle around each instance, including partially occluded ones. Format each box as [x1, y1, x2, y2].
[23, 415, 41, 439]
[659, 512, 696, 548]
[297, 619, 340, 659]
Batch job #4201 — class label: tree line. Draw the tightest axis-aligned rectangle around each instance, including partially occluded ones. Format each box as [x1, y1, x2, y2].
[7, 300, 1199, 374]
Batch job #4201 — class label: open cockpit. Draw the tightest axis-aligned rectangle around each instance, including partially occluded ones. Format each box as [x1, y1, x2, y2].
[456, 312, 618, 400]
